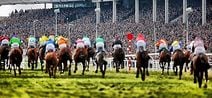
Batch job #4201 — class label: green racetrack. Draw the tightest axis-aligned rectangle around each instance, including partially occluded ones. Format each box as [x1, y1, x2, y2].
[0, 67, 212, 98]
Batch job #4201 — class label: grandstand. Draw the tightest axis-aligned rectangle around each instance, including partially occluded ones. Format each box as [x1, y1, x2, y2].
[0, 0, 211, 53]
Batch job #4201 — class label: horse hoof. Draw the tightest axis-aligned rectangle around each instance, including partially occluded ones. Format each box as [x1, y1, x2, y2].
[194, 80, 197, 84]
[95, 70, 98, 73]
[74, 71, 76, 73]
[203, 84, 207, 88]
[136, 75, 139, 78]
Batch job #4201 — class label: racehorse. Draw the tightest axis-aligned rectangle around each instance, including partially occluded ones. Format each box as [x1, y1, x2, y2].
[27, 48, 39, 70]
[183, 49, 191, 72]
[136, 46, 151, 81]
[172, 49, 186, 80]
[39, 46, 45, 72]
[95, 47, 107, 78]
[45, 50, 58, 78]
[0, 45, 10, 70]
[74, 47, 88, 75]
[57, 47, 72, 75]
[113, 47, 125, 72]
[9, 47, 23, 76]
[192, 53, 210, 88]
[85, 46, 95, 71]
[159, 48, 171, 75]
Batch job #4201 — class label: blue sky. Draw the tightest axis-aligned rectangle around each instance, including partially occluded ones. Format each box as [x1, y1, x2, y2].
[0, 4, 52, 17]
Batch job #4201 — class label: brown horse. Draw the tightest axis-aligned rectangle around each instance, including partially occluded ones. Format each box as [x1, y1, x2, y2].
[39, 46, 45, 71]
[183, 49, 191, 72]
[74, 47, 88, 75]
[192, 53, 210, 88]
[86, 46, 95, 71]
[27, 48, 39, 70]
[45, 50, 58, 78]
[0, 45, 10, 70]
[136, 46, 151, 81]
[159, 48, 171, 75]
[113, 47, 125, 72]
[9, 47, 23, 76]
[172, 49, 186, 80]
[57, 47, 72, 75]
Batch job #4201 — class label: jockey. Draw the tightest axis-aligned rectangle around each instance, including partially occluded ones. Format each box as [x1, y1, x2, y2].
[76, 38, 85, 49]
[82, 35, 91, 48]
[193, 37, 206, 55]
[0, 35, 10, 46]
[28, 35, 37, 48]
[9, 36, 22, 48]
[57, 36, 69, 50]
[9, 36, 22, 56]
[39, 35, 48, 47]
[45, 38, 56, 53]
[186, 41, 194, 52]
[95, 35, 106, 53]
[171, 40, 181, 53]
[156, 39, 168, 53]
[135, 33, 146, 53]
[112, 34, 123, 53]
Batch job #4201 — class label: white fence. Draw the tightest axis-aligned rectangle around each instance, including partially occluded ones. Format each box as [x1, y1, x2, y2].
[19, 51, 212, 71]
[106, 53, 212, 72]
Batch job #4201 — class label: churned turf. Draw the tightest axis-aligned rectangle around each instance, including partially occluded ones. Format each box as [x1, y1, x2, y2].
[0, 68, 212, 98]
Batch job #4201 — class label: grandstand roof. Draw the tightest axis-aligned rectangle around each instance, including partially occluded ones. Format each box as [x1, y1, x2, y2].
[0, 0, 85, 5]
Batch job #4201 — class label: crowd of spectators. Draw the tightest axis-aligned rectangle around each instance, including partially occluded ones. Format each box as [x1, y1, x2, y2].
[0, 0, 211, 53]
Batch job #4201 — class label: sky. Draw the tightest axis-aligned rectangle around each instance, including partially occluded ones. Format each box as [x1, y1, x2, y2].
[0, 4, 52, 17]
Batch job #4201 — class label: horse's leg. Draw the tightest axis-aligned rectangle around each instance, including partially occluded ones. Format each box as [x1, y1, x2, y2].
[146, 65, 149, 76]
[28, 60, 30, 69]
[82, 62, 85, 75]
[40, 59, 44, 72]
[53, 65, 57, 78]
[74, 62, 77, 73]
[198, 72, 203, 88]
[203, 70, 208, 88]
[142, 67, 145, 81]
[161, 62, 164, 75]
[136, 65, 140, 78]
[35, 59, 38, 69]
[179, 65, 183, 80]
[102, 61, 107, 78]
[13, 64, 16, 76]
[65, 61, 68, 72]
[116, 62, 119, 73]
[18, 63, 21, 75]
[68, 62, 71, 76]
[184, 62, 188, 72]
[2, 60, 5, 71]
[31, 60, 34, 70]
[167, 62, 170, 75]
[95, 62, 99, 73]
[86, 58, 90, 71]
[190, 61, 194, 75]
[193, 69, 197, 83]
[121, 60, 124, 69]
